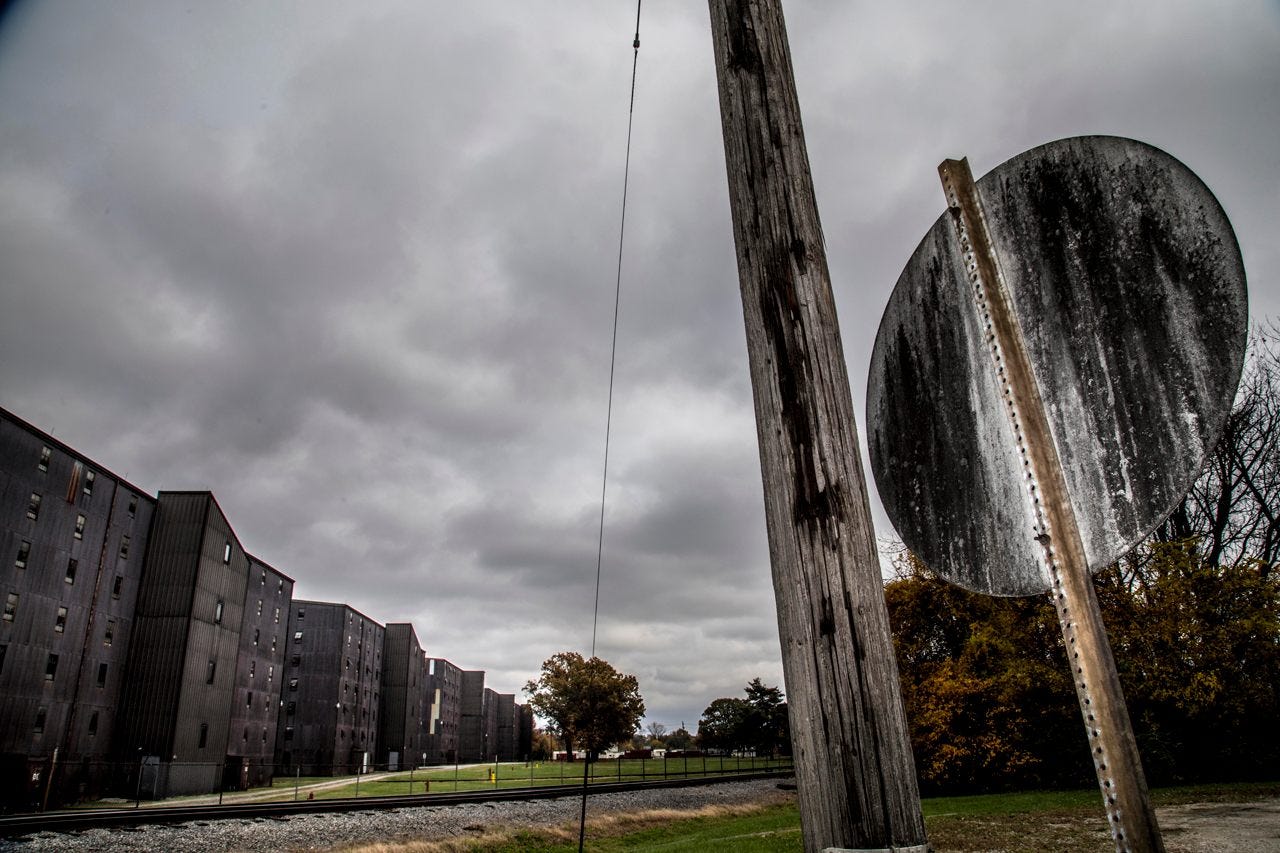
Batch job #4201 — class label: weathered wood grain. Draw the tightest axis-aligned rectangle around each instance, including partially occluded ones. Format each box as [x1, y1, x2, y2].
[708, 2, 927, 851]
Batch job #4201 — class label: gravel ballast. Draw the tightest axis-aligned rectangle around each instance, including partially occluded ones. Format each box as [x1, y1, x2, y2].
[0, 778, 791, 853]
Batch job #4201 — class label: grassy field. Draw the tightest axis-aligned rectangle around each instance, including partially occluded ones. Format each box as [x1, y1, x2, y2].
[268, 757, 793, 801]
[338, 780, 1280, 853]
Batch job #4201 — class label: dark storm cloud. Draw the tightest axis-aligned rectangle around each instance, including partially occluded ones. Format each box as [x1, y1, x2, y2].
[1, 1, 1275, 731]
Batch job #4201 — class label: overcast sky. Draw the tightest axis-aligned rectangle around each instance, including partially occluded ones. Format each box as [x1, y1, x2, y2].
[1, 1, 1276, 734]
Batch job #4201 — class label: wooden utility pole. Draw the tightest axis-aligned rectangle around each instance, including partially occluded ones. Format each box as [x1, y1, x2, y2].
[708, 2, 928, 851]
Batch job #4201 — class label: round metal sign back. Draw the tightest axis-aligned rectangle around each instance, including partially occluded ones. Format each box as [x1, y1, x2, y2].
[867, 136, 1247, 596]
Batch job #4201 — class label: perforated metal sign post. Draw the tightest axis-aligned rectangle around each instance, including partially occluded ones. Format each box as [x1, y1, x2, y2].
[868, 137, 1247, 853]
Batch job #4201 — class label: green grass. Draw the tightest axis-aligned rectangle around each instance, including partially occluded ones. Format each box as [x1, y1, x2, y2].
[471, 800, 804, 852]
[921, 779, 1280, 818]
[411, 780, 1280, 853]
[270, 775, 336, 788]
[236, 753, 788, 799]
[283, 757, 792, 801]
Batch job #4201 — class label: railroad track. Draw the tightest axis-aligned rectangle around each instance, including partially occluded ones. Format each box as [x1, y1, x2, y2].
[0, 770, 792, 837]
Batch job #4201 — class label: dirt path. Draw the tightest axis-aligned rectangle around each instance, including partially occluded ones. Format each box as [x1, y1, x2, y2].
[1159, 798, 1280, 852]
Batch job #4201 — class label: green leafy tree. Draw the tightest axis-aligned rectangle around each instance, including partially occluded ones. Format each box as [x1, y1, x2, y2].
[743, 678, 790, 756]
[523, 652, 645, 762]
[530, 728, 557, 761]
[697, 697, 748, 752]
[697, 679, 790, 755]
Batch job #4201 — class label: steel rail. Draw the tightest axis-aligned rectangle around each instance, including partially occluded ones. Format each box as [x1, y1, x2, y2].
[0, 770, 792, 837]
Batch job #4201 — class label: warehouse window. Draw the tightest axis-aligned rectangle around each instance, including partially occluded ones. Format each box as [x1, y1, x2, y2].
[293, 631, 303, 643]
[247, 690, 253, 708]
[97, 663, 108, 687]
[74, 514, 85, 540]
[253, 628, 259, 646]
[65, 558, 77, 585]
[119, 535, 130, 560]
[15, 540, 30, 570]
[27, 493, 41, 521]
[38, 446, 51, 472]
[288, 678, 298, 691]
[45, 653, 58, 681]
[260, 569, 266, 586]
[256, 600, 263, 617]
[297, 608, 305, 620]
[112, 575, 123, 598]
[198, 723, 208, 749]
[83, 470, 95, 496]
[0, 644, 6, 674]
[128, 495, 138, 516]
[273, 606, 280, 624]
[88, 712, 99, 737]
[223, 542, 231, 563]
[54, 606, 67, 633]
[267, 664, 274, 683]
[206, 660, 216, 684]
[4, 593, 17, 622]
[103, 624, 113, 646]
[34, 709, 46, 734]
[214, 599, 224, 624]
[283, 726, 294, 741]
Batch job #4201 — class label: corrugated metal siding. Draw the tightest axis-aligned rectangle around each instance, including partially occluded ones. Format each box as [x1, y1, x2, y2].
[458, 670, 486, 762]
[0, 412, 156, 763]
[228, 555, 293, 781]
[117, 493, 248, 765]
[424, 658, 463, 763]
[276, 601, 383, 775]
[378, 623, 425, 765]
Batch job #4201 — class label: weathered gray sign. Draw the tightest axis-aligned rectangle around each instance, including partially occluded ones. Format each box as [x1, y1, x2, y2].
[868, 136, 1247, 596]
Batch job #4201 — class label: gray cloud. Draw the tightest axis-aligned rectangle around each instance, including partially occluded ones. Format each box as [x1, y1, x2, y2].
[1, 0, 1276, 730]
